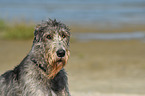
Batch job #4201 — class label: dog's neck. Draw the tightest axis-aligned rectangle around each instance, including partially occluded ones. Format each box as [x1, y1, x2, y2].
[29, 43, 48, 70]
[30, 57, 47, 72]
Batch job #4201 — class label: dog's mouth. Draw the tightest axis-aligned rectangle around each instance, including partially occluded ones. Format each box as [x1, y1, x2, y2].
[57, 58, 62, 62]
[56, 57, 65, 65]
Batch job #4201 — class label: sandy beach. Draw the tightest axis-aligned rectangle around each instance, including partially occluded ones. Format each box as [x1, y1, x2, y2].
[0, 39, 145, 96]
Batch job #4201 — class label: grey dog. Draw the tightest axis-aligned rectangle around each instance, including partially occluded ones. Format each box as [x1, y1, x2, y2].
[0, 19, 71, 96]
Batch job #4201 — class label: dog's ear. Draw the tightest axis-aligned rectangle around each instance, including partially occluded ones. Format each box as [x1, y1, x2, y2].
[33, 24, 42, 43]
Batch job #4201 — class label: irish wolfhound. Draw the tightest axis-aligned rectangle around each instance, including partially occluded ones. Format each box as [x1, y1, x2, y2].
[0, 19, 71, 96]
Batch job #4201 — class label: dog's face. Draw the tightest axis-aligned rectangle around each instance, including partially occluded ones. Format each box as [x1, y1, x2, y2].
[33, 20, 70, 79]
[43, 26, 70, 78]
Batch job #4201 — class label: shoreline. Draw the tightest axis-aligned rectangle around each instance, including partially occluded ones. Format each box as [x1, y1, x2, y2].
[1, 19, 145, 40]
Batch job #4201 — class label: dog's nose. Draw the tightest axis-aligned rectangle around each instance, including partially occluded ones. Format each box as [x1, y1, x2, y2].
[56, 49, 65, 57]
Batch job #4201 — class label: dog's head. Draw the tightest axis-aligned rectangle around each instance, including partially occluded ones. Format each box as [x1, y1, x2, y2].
[32, 19, 70, 79]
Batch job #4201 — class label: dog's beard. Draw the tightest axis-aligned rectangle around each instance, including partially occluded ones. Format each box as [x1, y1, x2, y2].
[45, 51, 70, 79]
[47, 58, 65, 79]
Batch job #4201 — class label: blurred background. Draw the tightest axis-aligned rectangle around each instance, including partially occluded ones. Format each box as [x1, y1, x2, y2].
[0, 0, 145, 96]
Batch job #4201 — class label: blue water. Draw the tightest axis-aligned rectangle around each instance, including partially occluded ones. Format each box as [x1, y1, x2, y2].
[74, 32, 145, 41]
[0, 0, 145, 25]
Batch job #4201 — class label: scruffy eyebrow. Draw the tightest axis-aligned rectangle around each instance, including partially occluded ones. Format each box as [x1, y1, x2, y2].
[59, 31, 70, 37]
[60, 28, 70, 35]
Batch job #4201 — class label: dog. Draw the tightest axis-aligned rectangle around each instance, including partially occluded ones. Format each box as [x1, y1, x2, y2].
[0, 19, 71, 96]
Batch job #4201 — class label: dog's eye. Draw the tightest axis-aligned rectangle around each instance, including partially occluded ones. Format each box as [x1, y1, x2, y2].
[62, 34, 66, 38]
[46, 35, 52, 40]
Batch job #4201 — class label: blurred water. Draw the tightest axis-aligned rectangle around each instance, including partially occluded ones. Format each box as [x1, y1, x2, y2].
[0, 0, 145, 25]
[74, 32, 145, 41]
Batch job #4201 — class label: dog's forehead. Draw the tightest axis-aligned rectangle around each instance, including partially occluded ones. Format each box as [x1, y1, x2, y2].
[35, 20, 70, 36]
[44, 27, 70, 35]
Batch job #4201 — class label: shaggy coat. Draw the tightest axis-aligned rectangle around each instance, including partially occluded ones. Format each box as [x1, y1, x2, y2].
[0, 19, 71, 96]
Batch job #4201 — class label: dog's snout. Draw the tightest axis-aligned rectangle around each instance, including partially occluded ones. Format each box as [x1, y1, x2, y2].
[56, 49, 65, 57]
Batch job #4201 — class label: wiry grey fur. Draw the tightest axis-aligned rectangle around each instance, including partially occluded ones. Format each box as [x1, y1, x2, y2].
[0, 19, 71, 96]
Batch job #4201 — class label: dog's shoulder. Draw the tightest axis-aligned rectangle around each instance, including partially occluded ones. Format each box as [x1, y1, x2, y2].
[1, 70, 14, 81]
[0, 55, 30, 82]
[0, 67, 22, 96]
[1, 66, 20, 84]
